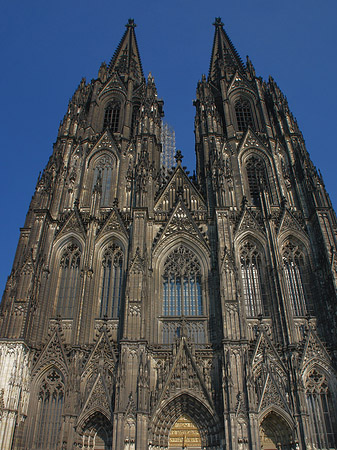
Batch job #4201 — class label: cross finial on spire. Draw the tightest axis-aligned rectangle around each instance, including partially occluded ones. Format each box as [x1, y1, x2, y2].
[213, 17, 224, 27]
[126, 18, 136, 28]
[175, 150, 183, 164]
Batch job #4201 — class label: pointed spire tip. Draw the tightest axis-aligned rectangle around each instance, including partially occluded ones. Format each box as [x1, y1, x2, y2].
[213, 17, 224, 27]
[126, 18, 136, 28]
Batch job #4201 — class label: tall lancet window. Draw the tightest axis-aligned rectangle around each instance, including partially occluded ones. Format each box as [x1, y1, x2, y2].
[282, 241, 307, 316]
[35, 369, 64, 449]
[162, 246, 202, 317]
[235, 97, 254, 131]
[246, 155, 269, 206]
[240, 241, 264, 317]
[103, 101, 121, 132]
[99, 244, 124, 318]
[93, 155, 114, 207]
[56, 243, 81, 318]
[305, 369, 337, 449]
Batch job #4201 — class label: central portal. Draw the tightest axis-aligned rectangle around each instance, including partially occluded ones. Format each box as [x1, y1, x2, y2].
[169, 415, 202, 449]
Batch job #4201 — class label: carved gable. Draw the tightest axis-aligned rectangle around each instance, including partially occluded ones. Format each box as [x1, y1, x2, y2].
[239, 128, 267, 152]
[300, 328, 331, 371]
[96, 207, 128, 238]
[33, 330, 69, 376]
[57, 210, 86, 239]
[259, 372, 290, 414]
[228, 70, 254, 95]
[236, 208, 265, 236]
[153, 200, 208, 250]
[155, 165, 206, 213]
[278, 208, 304, 235]
[155, 338, 213, 408]
[82, 330, 116, 379]
[251, 329, 285, 373]
[78, 373, 112, 424]
[99, 72, 127, 97]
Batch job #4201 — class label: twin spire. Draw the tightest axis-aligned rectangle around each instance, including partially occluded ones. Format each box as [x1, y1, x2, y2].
[108, 18, 144, 82]
[107, 18, 244, 85]
[209, 17, 245, 83]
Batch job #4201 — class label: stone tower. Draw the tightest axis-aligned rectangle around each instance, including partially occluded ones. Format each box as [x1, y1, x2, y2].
[1, 18, 337, 450]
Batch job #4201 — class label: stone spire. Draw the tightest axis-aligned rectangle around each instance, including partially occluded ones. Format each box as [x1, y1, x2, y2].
[208, 17, 245, 84]
[108, 18, 144, 83]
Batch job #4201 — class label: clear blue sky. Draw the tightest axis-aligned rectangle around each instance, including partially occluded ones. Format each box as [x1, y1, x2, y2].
[1, 0, 337, 292]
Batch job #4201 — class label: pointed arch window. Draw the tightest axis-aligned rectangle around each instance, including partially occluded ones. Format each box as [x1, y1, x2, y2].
[240, 241, 264, 317]
[131, 104, 140, 135]
[56, 243, 81, 318]
[35, 369, 64, 449]
[103, 101, 121, 132]
[282, 241, 307, 316]
[92, 155, 114, 207]
[99, 244, 124, 318]
[162, 246, 202, 317]
[235, 97, 254, 131]
[305, 369, 337, 448]
[246, 155, 269, 206]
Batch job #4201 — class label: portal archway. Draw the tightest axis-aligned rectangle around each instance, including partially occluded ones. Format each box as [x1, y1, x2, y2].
[169, 415, 202, 449]
[150, 393, 221, 449]
[260, 411, 294, 450]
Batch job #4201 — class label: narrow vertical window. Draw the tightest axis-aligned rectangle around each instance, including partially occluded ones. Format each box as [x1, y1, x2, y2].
[103, 101, 121, 132]
[56, 243, 81, 318]
[100, 244, 123, 318]
[92, 155, 114, 207]
[240, 241, 264, 317]
[283, 241, 307, 316]
[246, 155, 269, 206]
[35, 369, 64, 450]
[235, 97, 254, 131]
[305, 369, 337, 448]
[131, 105, 140, 135]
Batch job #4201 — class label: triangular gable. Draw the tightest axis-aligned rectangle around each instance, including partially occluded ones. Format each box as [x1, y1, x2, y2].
[300, 327, 331, 372]
[57, 209, 86, 239]
[238, 128, 268, 153]
[88, 129, 119, 159]
[78, 373, 112, 424]
[251, 328, 285, 372]
[32, 329, 69, 376]
[82, 330, 116, 379]
[96, 207, 128, 239]
[156, 337, 213, 408]
[227, 70, 254, 95]
[153, 200, 209, 250]
[277, 208, 304, 235]
[235, 207, 265, 236]
[258, 372, 291, 415]
[155, 165, 206, 213]
[99, 72, 127, 97]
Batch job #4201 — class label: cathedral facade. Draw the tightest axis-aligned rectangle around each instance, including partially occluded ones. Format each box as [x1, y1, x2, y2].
[1, 18, 337, 450]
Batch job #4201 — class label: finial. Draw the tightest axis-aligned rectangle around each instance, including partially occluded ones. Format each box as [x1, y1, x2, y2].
[126, 18, 136, 28]
[175, 150, 183, 164]
[213, 17, 224, 27]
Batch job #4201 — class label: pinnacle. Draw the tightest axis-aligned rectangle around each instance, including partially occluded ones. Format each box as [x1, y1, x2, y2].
[108, 19, 144, 81]
[208, 17, 245, 83]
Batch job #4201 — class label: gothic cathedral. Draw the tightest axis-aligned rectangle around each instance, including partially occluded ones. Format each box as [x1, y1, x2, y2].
[1, 18, 337, 450]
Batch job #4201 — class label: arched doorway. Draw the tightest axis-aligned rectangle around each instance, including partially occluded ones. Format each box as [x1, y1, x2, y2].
[150, 393, 221, 449]
[169, 415, 202, 449]
[79, 412, 112, 450]
[260, 412, 294, 450]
